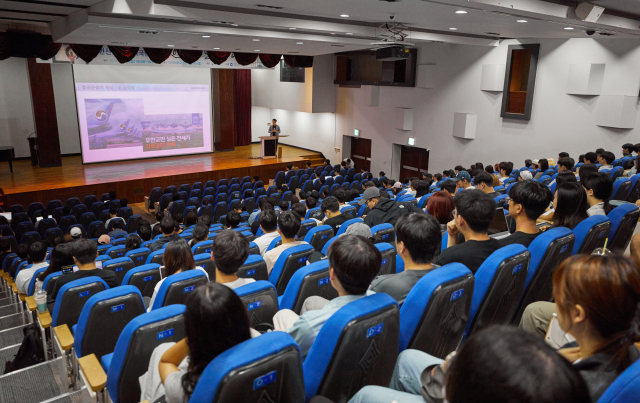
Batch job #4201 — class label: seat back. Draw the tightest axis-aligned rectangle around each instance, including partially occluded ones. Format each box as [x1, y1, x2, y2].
[66, 197, 81, 209]
[36, 218, 56, 238]
[298, 219, 317, 239]
[27, 202, 44, 218]
[305, 207, 323, 221]
[45, 228, 63, 244]
[237, 255, 269, 281]
[59, 215, 77, 234]
[103, 257, 136, 284]
[27, 266, 49, 296]
[572, 215, 611, 255]
[400, 263, 474, 357]
[51, 276, 109, 328]
[72, 204, 88, 219]
[597, 358, 640, 403]
[607, 203, 640, 252]
[266, 236, 282, 252]
[74, 286, 145, 359]
[341, 206, 357, 219]
[612, 178, 632, 201]
[80, 212, 97, 230]
[304, 225, 333, 252]
[47, 199, 63, 213]
[279, 260, 339, 314]
[303, 294, 400, 402]
[371, 223, 395, 244]
[159, 194, 173, 212]
[150, 270, 208, 310]
[106, 305, 186, 403]
[190, 332, 305, 403]
[124, 247, 151, 267]
[627, 173, 640, 202]
[269, 244, 315, 295]
[511, 228, 574, 324]
[148, 187, 162, 210]
[145, 249, 164, 265]
[214, 202, 228, 223]
[193, 253, 216, 279]
[107, 245, 127, 259]
[15, 221, 36, 241]
[42, 271, 63, 295]
[375, 243, 398, 276]
[464, 245, 530, 340]
[122, 264, 161, 298]
[192, 240, 213, 255]
[20, 231, 41, 244]
[235, 281, 279, 327]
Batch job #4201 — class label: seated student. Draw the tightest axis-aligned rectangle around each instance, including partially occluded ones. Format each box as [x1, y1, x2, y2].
[50, 239, 119, 301]
[263, 211, 309, 274]
[322, 196, 352, 235]
[555, 171, 578, 186]
[148, 217, 182, 252]
[622, 143, 635, 157]
[184, 211, 198, 228]
[124, 234, 142, 253]
[348, 326, 590, 403]
[584, 151, 597, 165]
[439, 179, 457, 198]
[433, 190, 501, 274]
[120, 198, 128, 208]
[34, 243, 74, 294]
[164, 193, 179, 214]
[543, 182, 590, 230]
[522, 255, 640, 402]
[451, 171, 474, 192]
[414, 180, 430, 199]
[137, 224, 152, 242]
[148, 239, 208, 310]
[625, 154, 639, 177]
[500, 181, 552, 247]
[104, 190, 117, 205]
[225, 211, 242, 230]
[35, 210, 55, 230]
[9, 243, 29, 279]
[188, 223, 208, 247]
[140, 283, 252, 403]
[498, 161, 514, 183]
[369, 213, 441, 304]
[230, 201, 243, 215]
[333, 189, 348, 212]
[253, 210, 279, 255]
[305, 161, 312, 170]
[361, 187, 424, 228]
[290, 202, 308, 222]
[474, 171, 500, 199]
[104, 208, 125, 230]
[211, 230, 254, 289]
[426, 192, 455, 231]
[577, 163, 598, 186]
[251, 175, 260, 186]
[597, 151, 615, 171]
[151, 211, 164, 230]
[583, 172, 614, 216]
[407, 180, 418, 197]
[273, 235, 381, 359]
[15, 241, 49, 295]
[108, 220, 127, 238]
[250, 202, 274, 235]
[248, 197, 267, 225]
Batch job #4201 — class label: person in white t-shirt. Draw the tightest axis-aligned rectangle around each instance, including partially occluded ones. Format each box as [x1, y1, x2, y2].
[253, 209, 280, 255]
[15, 241, 49, 295]
[211, 229, 255, 290]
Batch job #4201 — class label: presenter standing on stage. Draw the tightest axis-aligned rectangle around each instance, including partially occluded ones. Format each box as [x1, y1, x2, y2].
[268, 119, 281, 149]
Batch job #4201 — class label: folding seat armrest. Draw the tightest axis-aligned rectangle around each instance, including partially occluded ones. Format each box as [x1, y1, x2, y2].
[101, 352, 113, 372]
[19, 293, 27, 302]
[25, 296, 37, 311]
[54, 324, 74, 351]
[38, 310, 52, 328]
[78, 354, 107, 392]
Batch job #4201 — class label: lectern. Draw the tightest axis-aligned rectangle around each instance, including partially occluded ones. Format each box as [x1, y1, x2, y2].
[260, 135, 288, 159]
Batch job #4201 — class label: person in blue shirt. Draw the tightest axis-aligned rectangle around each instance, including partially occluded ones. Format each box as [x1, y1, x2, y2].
[273, 235, 382, 359]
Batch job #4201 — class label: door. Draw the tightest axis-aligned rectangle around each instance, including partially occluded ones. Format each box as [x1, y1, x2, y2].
[399, 145, 429, 181]
[350, 137, 371, 172]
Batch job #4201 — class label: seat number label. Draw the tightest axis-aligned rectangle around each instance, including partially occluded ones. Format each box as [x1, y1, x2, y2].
[157, 328, 174, 340]
[512, 264, 523, 274]
[367, 323, 384, 338]
[246, 269, 256, 276]
[318, 277, 330, 286]
[79, 291, 90, 297]
[136, 256, 144, 261]
[184, 285, 195, 293]
[381, 259, 387, 266]
[321, 234, 328, 239]
[111, 304, 124, 313]
[298, 256, 307, 263]
[248, 300, 262, 310]
[382, 234, 389, 240]
[115, 266, 124, 272]
[451, 289, 464, 301]
[143, 276, 153, 282]
[560, 245, 568, 253]
[253, 370, 276, 390]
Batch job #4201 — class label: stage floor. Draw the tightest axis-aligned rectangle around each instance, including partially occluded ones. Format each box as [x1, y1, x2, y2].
[0, 144, 320, 207]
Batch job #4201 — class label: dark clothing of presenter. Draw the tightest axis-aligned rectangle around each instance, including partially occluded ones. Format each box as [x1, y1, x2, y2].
[269, 124, 281, 148]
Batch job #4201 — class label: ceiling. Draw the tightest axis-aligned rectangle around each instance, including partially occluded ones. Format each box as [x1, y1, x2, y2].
[2, 0, 640, 55]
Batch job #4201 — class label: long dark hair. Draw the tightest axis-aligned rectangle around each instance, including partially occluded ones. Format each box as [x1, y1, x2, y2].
[163, 239, 195, 277]
[124, 234, 141, 252]
[553, 255, 640, 373]
[582, 172, 614, 214]
[539, 158, 549, 172]
[37, 243, 74, 281]
[191, 223, 209, 244]
[181, 283, 251, 397]
[551, 183, 589, 230]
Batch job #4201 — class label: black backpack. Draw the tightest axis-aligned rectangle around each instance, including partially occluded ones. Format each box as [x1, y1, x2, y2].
[3, 324, 45, 374]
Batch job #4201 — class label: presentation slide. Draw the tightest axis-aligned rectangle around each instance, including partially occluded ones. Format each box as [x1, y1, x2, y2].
[73, 65, 212, 164]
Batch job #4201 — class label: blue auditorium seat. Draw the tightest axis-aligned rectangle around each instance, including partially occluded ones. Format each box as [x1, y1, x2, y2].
[572, 215, 611, 255]
[278, 260, 338, 313]
[149, 270, 208, 310]
[597, 358, 640, 403]
[121, 263, 161, 299]
[269, 244, 315, 295]
[103, 257, 135, 284]
[235, 281, 279, 328]
[124, 247, 151, 267]
[106, 245, 126, 259]
[371, 223, 394, 244]
[27, 266, 49, 296]
[237, 254, 268, 281]
[51, 276, 110, 328]
[607, 203, 639, 252]
[334, 218, 363, 236]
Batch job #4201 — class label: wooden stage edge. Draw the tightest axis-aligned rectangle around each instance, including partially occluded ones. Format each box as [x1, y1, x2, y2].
[0, 144, 320, 208]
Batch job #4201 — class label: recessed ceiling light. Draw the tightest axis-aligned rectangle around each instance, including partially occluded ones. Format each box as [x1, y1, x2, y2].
[231, 24, 238, 26]
[167, 45, 175, 47]
[255, 50, 260, 51]
[346, 32, 353, 35]
[455, 10, 467, 14]
[253, 39, 260, 41]
[449, 27, 457, 30]
[289, 27, 296, 30]
[340, 14, 349, 18]
[517, 20, 527, 23]
[564, 27, 574, 30]
[297, 42, 303, 44]
[214, 47, 220, 50]
[202, 35, 210, 37]
[330, 32, 336, 35]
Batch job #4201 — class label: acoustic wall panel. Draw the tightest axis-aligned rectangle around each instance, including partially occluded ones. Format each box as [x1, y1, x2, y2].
[395, 108, 413, 131]
[596, 95, 636, 129]
[452, 113, 477, 139]
[566, 63, 605, 95]
[480, 64, 505, 92]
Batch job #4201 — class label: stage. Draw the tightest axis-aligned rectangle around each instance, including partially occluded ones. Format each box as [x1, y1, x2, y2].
[0, 144, 322, 208]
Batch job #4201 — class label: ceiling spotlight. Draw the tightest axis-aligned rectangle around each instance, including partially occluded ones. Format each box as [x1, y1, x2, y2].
[202, 35, 210, 37]
[255, 50, 260, 51]
[449, 27, 457, 30]
[517, 20, 527, 23]
[231, 24, 238, 26]
[455, 10, 467, 14]
[289, 27, 296, 30]
[564, 27, 574, 30]
[340, 14, 350, 17]
[297, 42, 303, 44]
[167, 44, 175, 47]
[214, 47, 220, 49]
[346, 32, 353, 35]
[330, 32, 336, 35]
[253, 39, 260, 41]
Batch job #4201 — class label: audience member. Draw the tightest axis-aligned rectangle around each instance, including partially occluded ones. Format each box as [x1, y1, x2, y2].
[534, 159, 549, 180]
[151, 211, 164, 230]
[426, 192, 455, 231]
[414, 181, 430, 199]
[148, 217, 182, 252]
[322, 197, 352, 235]
[360, 187, 424, 227]
[263, 211, 309, 274]
[69, 226, 83, 240]
[0, 237, 11, 270]
[451, 171, 474, 191]
[625, 154, 639, 177]
[35, 243, 74, 293]
[440, 180, 457, 197]
[188, 223, 209, 247]
[369, 213, 441, 304]
[137, 225, 152, 242]
[225, 211, 242, 229]
[273, 235, 380, 358]
[583, 172, 613, 216]
[500, 181, 551, 247]
[108, 221, 127, 238]
[254, 210, 279, 255]
[578, 163, 598, 186]
[498, 162, 513, 183]
[474, 171, 500, 198]
[546, 182, 589, 230]
[555, 171, 578, 186]
[433, 190, 500, 273]
[584, 152, 597, 165]
[9, 243, 29, 279]
[597, 151, 615, 171]
[211, 230, 254, 289]
[105, 208, 124, 229]
[184, 211, 198, 227]
[124, 234, 142, 252]
[622, 143, 635, 157]
[15, 241, 48, 294]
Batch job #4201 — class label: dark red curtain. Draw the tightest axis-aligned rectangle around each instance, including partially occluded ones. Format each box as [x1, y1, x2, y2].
[205, 51, 230, 65]
[108, 46, 139, 64]
[258, 54, 282, 68]
[0, 32, 61, 61]
[177, 49, 202, 64]
[284, 55, 314, 68]
[233, 70, 251, 146]
[69, 44, 103, 63]
[233, 52, 258, 66]
[144, 47, 172, 64]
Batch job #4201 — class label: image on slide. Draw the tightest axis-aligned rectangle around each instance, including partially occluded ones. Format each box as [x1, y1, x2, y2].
[84, 99, 144, 150]
[141, 114, 204, 152]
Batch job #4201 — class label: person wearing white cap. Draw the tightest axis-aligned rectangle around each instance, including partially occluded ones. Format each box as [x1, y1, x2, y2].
[69, 226, 83, 240]
[520, 171, 533, 181]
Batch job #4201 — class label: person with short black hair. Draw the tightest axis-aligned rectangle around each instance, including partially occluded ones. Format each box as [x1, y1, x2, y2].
[50, 238, 118, 300]
[184, 211, 198, 227]
[305, 161, 312, 169]
[105, 207, 124, 230]
[500, 181, 552, 247]
[369, 213, 441, 304]
[211, 230, 254, 289]
[254, 209, 279, 255]
[136, 224, 152, 243]
[151, 211, 164, 230]
[583, 172, 614, 216]
[286, 163, 293, 172]
[188, 223, 209, 247]
[557, 157, 575, 173]
[273, 235, 381, 358]
[440, 179, 457, 197]
[306, 196, 317, 210]
[108, 220, 127, 238]
[148, 216, 181, 252]
[474, 171, 500, 199]
[578, 163, 598, 187]
[584, 152, 597, 165]
[451, 171, 474, 192]
[360, 187, 425, 228]
[225, 211, 241, 229]
[15, 241, 49, 294]
[596, 148, 605, 155]
[334, 189, 349, 212]
[622, 143, 635, 157]
[263, 211, 309, 274]
[120, 198, 128, 208]
[498, 162, 513, 183]
[433, 190, 501, 274]
[322, 196, 351, 235]
[197, 215, 212, 227]
[415, 180, 430, 199]
[597, 151, 615, 171]
[125, 234, 142, 252]
[558, 151, 570, 159]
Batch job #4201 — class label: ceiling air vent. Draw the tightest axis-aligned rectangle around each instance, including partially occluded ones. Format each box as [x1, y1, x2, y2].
[485, 32, 501, 35]
[257, 4, 284, 9]
[331, 44, 345, 47]
[138, 30, 158, 34]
